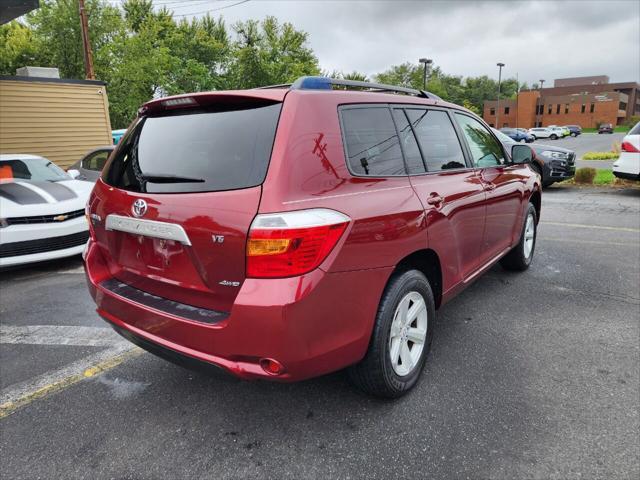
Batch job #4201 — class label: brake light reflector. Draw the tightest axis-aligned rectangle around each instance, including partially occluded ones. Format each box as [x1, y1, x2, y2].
[246, 209, 350, 278]
[621, 141, 639, 153]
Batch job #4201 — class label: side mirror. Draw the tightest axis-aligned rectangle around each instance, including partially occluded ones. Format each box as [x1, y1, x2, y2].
[511, 144, 533, 164]
[67, 169, 81, 179]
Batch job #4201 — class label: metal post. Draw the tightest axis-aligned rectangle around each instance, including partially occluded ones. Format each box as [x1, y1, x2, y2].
[78, 0, 95, 80]
[496, 62, 505, 128]
[419, 58, 432, 90]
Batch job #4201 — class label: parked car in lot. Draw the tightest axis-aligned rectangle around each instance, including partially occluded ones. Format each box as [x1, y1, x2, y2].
[493, 128, 575, 187]
[500, 127, 534, 143]
[613, 121, 640, 181]
[84, 77, 541, 398]
[565, 125, 582, 137]
[548, 125, 570, 137]
[67, 146, 114, 182]
[528, 127, 556, 140]
[112, 129, 127, 144]
[547, 126, 567, 139]
[598, 123, 614, 134]
[0, 154, 92, 267]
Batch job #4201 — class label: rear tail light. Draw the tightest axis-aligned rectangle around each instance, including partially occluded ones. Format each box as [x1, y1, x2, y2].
[621, 141, 639, 153]
[246, 208, 350, 278]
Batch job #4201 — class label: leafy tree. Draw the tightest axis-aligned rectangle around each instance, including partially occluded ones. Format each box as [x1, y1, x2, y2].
[0, 22, 39, 74]
[227, 16, 320, 88]
[26, 0, 124, 79]
[374, 62, 423, 89]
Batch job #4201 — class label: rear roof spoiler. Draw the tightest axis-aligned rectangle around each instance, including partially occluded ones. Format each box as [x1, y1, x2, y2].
[257, 76, 442, 100]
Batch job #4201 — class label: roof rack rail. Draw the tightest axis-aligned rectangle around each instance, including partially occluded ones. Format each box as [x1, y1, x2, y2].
[255, 83, 292, 90]
[288, 76, 442, 100]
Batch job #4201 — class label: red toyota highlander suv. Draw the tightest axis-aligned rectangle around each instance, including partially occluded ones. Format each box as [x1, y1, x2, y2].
[84, 77, 540, 397]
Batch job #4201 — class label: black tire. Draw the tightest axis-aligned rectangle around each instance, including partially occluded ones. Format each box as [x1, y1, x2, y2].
[542, 179, 554, 188]
[347, 270, 435, 398]
[550, 134, 557, 140]
[500, 202, 537, 271]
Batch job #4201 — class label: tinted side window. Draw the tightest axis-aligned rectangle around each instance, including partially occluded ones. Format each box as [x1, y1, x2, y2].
[393, 109, 425, 174]
[83, 150, 110, 171]
[341, 107, 405, 176]
[406, 109, 467, 172]
[454, 113, 505, 168]
[103, 103, 281, 193]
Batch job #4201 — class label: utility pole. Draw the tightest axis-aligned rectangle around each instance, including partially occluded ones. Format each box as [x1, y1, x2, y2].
[496, 62, 505, 128]
[78, 0, 95, 80]
[539, 79, 545, 89]
[515, 72, 519, 129]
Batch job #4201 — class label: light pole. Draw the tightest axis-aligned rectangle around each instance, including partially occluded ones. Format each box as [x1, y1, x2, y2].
[419, 58, 432, 90]
[496, 62, 505, 127]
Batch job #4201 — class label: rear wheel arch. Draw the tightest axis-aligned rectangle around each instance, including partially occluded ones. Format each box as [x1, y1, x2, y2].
[393, 249, 443, 309]
[529, 189, 541, 224]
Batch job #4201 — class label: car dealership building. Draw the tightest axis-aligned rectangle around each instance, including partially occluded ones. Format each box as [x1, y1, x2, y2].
[483, 75, 640, 129]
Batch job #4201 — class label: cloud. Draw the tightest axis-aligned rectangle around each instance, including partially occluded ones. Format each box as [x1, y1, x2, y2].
[161, 0, 640, 84]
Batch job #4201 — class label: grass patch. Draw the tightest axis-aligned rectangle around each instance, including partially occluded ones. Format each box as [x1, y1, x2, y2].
[582, 151, 620, 160]
[593, 170, 615, 185]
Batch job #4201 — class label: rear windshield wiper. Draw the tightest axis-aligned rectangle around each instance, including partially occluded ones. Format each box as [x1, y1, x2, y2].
[140, 174, 205, 183]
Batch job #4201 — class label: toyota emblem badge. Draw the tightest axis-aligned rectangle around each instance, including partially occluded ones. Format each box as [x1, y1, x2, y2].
[132, 199, 147, 218]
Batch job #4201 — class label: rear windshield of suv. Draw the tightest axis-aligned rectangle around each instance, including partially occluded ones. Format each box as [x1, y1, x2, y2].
[102, 103, 281, 193]
[629, 122, 640, 135]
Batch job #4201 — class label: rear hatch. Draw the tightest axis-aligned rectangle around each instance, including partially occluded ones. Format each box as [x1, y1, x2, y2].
[89, 92, 284, 313]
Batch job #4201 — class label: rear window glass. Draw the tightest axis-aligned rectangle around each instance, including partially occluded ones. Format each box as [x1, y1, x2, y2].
[340, 107, 405, 176]
[629, 122, 640, 135]
[102, 103, 281, 193]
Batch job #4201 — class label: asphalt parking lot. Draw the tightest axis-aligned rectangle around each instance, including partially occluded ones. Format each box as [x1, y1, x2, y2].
[1, 186, 639, 479]
[530, 132, 626, 169]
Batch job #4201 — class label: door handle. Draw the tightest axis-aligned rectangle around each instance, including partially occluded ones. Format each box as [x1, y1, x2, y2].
[426, 194, 443, 206]
[483, 183, 496, 191]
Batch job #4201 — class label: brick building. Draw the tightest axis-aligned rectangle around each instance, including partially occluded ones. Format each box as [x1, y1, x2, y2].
[483, 75, 640, 129]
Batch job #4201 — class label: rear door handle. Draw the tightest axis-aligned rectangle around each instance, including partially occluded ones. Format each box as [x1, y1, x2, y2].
[426, 194, 443, 206]
[483, 183, 496, 191]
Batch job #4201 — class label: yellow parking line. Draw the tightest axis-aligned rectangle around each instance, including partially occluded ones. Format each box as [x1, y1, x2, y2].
[541, 222, 640, 233]
[0, 348, 142, 419]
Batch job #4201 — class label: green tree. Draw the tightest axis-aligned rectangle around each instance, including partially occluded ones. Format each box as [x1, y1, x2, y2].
[374, 62, 423, 89]
[227, 16, 320, 88]
[26, 0, 124, 79]
[0, 22, 39, 75]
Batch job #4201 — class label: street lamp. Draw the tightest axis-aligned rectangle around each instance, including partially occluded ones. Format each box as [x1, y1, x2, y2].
[419, 58, 433, 90]
[496, 62, 505, 128]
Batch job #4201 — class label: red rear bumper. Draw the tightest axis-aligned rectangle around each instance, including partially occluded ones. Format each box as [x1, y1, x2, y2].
[84, 240, 391, 381]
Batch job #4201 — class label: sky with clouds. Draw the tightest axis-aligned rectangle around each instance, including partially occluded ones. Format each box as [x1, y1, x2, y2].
[145, 0, 640, 85]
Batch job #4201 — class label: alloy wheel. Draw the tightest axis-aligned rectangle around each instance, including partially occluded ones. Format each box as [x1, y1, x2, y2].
[523, 212, 535, 259]
[389, 291, 428, 376]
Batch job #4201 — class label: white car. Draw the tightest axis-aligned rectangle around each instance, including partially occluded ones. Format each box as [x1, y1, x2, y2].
[528, 127, 558, 140]
[0, 154, 93, 267]
[613, 122, 640, 181]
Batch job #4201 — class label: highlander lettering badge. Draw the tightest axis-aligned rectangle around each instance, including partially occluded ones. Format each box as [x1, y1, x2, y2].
[132, 199, 147, 218]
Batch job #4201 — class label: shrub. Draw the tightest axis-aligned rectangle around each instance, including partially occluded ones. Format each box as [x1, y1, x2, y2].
[574, 167, 597, 184]
[624, 115, 640, 129]
[582, 152, 620, 160]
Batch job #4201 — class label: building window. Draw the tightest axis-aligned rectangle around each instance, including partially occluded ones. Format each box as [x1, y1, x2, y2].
[490, 108, 495, 116]
[620, 101, 627, 111]
[504, 107, 510, 114]
[565, 104, 569, 114]
[581, 104, 586, 113]
[590, 103, 595, 113]
[548, 104, 552, 114]
[556, 104, 560, 114]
